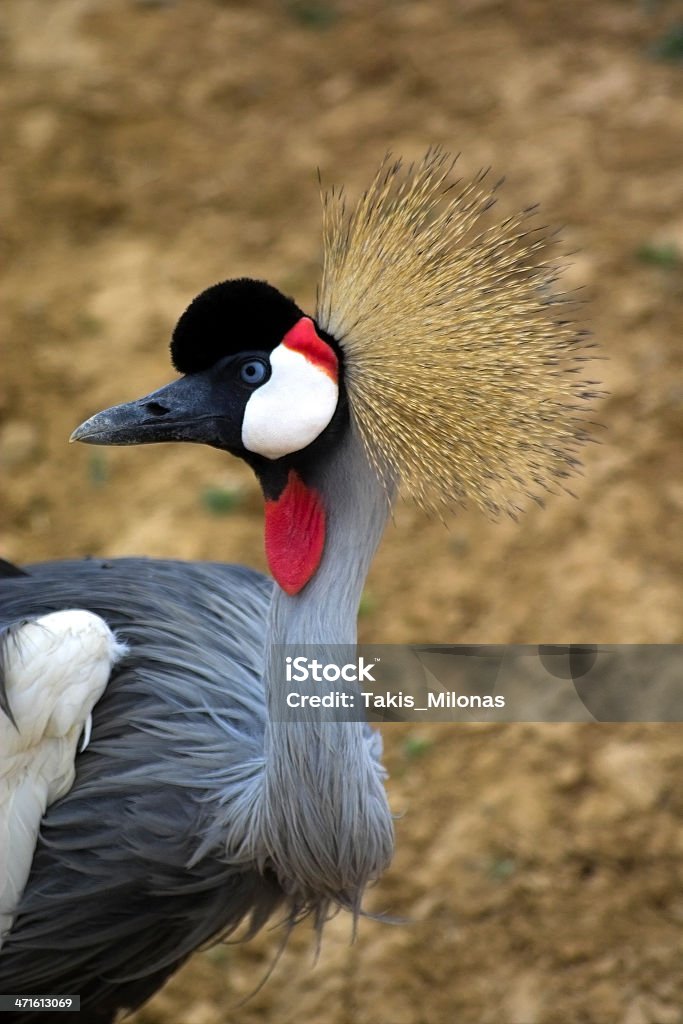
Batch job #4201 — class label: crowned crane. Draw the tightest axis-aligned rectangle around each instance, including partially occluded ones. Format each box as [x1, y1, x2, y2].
[0, 150, 595, 1021]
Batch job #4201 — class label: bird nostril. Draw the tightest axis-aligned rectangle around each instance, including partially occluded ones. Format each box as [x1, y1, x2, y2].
[145, 402, 169, 417]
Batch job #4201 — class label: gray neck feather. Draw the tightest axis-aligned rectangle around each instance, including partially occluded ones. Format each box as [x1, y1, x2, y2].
[268, 426, 389, 646]
[255, 426, 395, 909]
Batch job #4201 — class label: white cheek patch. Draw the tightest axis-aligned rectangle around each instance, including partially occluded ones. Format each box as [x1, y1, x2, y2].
[242, 343, 339, 459]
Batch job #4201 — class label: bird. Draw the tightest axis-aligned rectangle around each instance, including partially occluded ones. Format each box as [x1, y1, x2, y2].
[0, 148, 596, 1022]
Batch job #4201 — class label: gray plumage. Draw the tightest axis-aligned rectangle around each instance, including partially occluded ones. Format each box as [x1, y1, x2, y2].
[0, 559, 278, 1020]
[0, 430, 393, 1023]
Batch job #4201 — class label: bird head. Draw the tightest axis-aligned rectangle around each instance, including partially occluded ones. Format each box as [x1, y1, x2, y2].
[72, 149, 598, 595]
[71, 277, 350, 595]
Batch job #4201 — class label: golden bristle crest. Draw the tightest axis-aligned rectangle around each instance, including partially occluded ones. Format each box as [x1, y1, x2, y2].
[316, 148, 599, 517]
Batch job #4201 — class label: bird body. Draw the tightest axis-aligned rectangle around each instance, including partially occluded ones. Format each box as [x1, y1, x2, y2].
[0, 149, 596, 1020]
[0, 430, 393, 1022]
[0, 560, 282, 1020]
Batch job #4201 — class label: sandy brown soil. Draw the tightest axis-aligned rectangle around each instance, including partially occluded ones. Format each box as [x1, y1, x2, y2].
[2, 1, 683, 1022]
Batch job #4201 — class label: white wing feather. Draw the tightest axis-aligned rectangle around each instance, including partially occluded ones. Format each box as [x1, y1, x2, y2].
[0, 610, 127, 949]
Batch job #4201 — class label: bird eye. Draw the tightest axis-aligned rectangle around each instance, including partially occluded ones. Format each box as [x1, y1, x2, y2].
[239, 358, 269, 387]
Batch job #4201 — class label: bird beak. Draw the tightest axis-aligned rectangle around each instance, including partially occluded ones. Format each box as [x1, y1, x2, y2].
[70, 372, 227, 447]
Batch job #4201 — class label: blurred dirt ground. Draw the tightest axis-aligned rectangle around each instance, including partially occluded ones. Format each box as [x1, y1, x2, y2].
[2, 1, 683, 1022]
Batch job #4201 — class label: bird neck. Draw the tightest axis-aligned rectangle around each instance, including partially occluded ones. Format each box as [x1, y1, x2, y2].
[257, 425, 395, 909]
[266, 427, 390, 647]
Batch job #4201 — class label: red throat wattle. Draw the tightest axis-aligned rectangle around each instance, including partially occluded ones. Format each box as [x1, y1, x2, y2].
[264, 470, 326, 595]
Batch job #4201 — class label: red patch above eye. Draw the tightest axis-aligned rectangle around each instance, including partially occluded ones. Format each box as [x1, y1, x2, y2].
[281, 317, 338, 382]
[264, 469, 326, 595]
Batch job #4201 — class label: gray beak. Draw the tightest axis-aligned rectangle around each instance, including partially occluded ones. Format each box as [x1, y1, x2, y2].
[70, 372, 226, 447]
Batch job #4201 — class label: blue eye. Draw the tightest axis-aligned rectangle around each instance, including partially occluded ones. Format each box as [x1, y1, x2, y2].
[239, 359, 269, 386]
